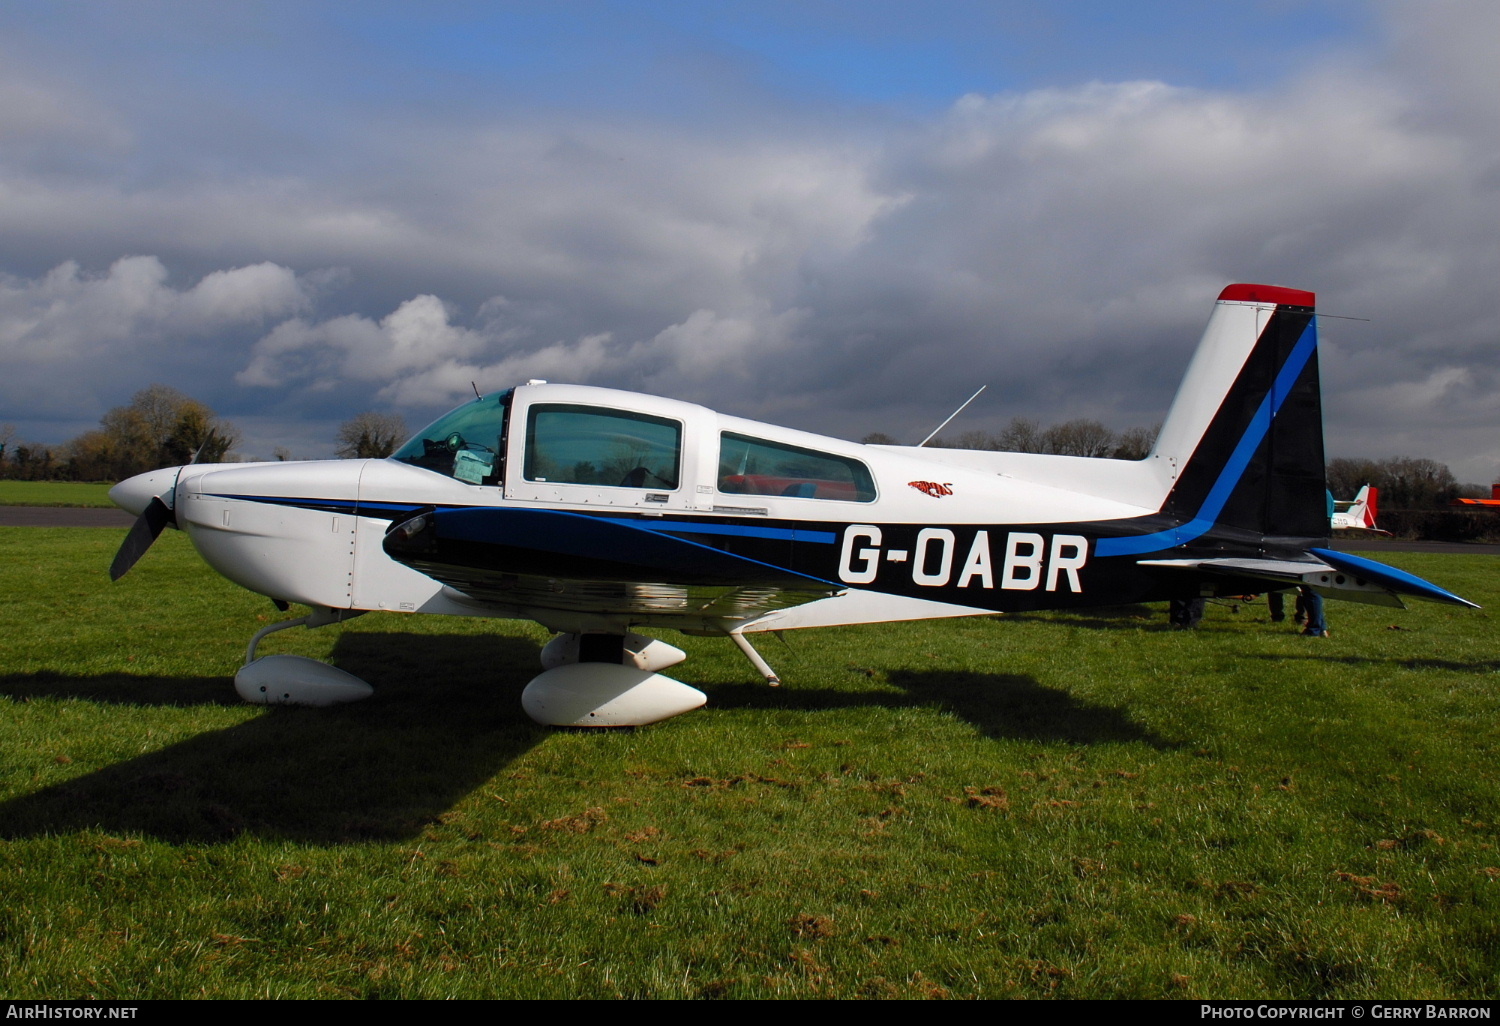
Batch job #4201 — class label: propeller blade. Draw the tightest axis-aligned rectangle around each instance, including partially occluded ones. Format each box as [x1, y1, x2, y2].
[189, 430, 217, 465]
[109, 496, 174, 581]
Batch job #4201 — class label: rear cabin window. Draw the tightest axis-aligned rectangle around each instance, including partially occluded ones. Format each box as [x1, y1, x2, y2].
[524, 405, 682, 490]
[718, 432, 876, 502]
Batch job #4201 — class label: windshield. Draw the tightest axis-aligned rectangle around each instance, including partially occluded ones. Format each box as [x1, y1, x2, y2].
[392, 389, 512, 485]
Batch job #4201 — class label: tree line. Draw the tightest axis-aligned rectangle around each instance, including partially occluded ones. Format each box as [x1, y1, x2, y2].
[0, 387, 409, 481]
[0, 393, 1483, 512]
[1, 385, 235, 482]
[865, 416, 1487, 509]
[1325, 456, 1469, 511]
[864, 416, 1160, 460]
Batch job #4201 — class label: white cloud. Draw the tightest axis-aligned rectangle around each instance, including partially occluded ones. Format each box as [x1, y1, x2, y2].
[237, 292, 810, 416]
[0, 256, 308, 417]
[238, 294, 487, 394]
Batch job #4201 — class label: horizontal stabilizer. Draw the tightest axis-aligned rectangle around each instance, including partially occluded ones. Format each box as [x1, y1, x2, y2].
[1140, 549, 1479, 610]
[1309, 548, 1480, 609]
[1141, 556, 1326, 583]
[1140, 556, 1401, 608]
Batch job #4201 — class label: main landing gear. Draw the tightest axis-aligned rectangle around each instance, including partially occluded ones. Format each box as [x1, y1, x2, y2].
[522, 632, 704, 727]
[229, 612, 781, 727]
[521, 629, 783, 727]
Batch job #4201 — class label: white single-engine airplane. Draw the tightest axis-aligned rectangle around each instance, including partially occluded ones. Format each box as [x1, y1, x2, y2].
[110, 284, 1477, 726]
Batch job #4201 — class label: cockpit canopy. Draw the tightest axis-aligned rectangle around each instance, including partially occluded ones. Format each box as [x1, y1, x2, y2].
[392, 384, 874, 503]
[391, 389, 511, 485]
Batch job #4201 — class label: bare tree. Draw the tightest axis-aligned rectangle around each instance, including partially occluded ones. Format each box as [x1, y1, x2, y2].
[861, 432, 899, 445]
[996, 417, 1044, 453]
[947, 429, 1003, 451]
[1040, 419, 1115, 457]
[336, 412, 409, 459]
[1325, 458, 1384, 504]
[1326, 456, 1461, 509]
[1378, 456, 1460, 508]
[1112, 423, 1160, 461]
[930, 416, 1156, 460]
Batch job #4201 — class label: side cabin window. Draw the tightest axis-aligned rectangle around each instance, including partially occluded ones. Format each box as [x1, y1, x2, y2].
[525, 405, 682, 490]
[391, 389, 511, 485]
[718, 432, 876, 502]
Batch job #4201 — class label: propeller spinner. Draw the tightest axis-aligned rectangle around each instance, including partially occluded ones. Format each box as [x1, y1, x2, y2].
[107, 432, 220, 581]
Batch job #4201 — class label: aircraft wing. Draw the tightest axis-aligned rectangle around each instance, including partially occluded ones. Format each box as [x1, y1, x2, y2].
[382, 506, 844, 623]
[1138, 547, 1479, 610]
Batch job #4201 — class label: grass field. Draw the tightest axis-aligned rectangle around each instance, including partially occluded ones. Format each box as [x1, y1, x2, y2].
[0, 481, 116, 507]
[1, 526, 1497, 999]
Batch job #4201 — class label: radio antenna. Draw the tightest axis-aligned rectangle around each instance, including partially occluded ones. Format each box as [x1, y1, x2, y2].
[917, 386, 987, 447]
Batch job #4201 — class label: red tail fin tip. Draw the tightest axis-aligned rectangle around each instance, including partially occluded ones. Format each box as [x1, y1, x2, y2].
[1217, 283, 1316, 307]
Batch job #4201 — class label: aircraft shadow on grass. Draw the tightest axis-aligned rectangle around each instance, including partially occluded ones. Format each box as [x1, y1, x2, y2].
[0, 633, 1168, 845]
[0, 632, 549, 845]
[705, 669, 1172, 748]
[1004, 602, 1275, 631]
[1002, 604, 1166, 631]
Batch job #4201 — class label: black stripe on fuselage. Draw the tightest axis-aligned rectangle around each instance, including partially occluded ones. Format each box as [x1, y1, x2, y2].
[218, 496, 1292, 614]
[394, 505, 1290, 614]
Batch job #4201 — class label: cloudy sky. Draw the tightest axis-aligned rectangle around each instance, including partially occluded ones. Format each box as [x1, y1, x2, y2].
[2, 0, 1496, 481]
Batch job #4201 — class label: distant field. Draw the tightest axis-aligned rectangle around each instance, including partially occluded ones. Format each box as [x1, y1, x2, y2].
[0, 527, 1496, 999]
[0, 481, 115, 507]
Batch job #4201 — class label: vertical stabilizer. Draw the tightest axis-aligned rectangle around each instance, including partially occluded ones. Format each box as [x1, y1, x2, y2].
[1349, 485, 1375, 528]
[1149, 284, 1326, 542]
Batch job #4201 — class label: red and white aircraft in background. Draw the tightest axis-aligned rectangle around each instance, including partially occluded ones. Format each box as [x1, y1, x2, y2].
[1331, 485, 1389, 535]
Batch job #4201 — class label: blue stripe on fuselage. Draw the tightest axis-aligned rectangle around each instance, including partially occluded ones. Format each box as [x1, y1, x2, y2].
[206, 493, 837, 543]
[635, 521, 837, 544]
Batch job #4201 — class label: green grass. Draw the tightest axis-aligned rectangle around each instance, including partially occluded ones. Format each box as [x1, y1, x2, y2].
[2, 527, 1498, 998]
[0, 481, 116, 507]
